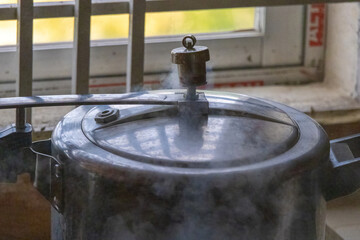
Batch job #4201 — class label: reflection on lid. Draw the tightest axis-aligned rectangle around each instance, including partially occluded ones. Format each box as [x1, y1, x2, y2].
[88, 116, 298, 169]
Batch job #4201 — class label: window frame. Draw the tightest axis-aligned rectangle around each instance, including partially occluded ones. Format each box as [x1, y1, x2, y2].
[0, 1, 325, 96]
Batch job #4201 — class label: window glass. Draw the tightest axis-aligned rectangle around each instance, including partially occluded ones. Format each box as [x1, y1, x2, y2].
[0, 1, 255, 45]
[145, 8, 255, 37]
[0, 20, 16, 46]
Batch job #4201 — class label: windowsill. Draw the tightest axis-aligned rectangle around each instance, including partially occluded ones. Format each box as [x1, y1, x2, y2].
[219, 82, 360, 125]
[220, 82, 359, 113]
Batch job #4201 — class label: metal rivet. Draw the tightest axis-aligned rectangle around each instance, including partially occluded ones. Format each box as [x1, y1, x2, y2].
[95, 108, 120, 123]
[55, 164, 62, 178]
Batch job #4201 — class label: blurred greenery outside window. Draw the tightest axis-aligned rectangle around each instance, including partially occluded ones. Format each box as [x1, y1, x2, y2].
[0, 0, 255, 46]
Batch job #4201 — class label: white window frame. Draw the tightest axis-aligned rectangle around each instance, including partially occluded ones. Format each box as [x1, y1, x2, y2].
[0, 1, 325, 96]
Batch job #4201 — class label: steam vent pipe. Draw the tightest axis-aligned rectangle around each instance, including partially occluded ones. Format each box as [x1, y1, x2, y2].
[171, 35, 210, 100]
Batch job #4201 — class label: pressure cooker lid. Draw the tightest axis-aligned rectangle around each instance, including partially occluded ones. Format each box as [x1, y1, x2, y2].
[81, 92, 300, 169]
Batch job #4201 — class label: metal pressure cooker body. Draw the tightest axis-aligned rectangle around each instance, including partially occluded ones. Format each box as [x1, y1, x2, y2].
[45, 90, 332, 240]
[1, 35, 360, 240]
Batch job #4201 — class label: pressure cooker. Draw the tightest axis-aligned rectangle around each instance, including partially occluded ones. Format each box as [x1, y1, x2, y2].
[0, 35, 359, 240]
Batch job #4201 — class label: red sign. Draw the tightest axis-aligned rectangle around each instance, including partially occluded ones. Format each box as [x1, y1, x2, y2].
[213, 80, 264, 88]
[309, 4, 325, 47]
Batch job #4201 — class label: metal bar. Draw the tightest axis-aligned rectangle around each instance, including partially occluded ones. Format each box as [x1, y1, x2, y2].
[16, 0, 33, 128]
[0, 93, 179, 109]
[72, 0, 91, 94]
[15, 108, 26, 129]
[0, 0, 352, 21]
[126, 0, 146, 92]
[186, 85, 197, 100]
[16, 0, 33, 97]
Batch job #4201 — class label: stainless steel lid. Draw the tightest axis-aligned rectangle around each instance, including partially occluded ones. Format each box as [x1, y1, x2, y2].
[80, 91, 299, 169]
[52, 91, 329, 178]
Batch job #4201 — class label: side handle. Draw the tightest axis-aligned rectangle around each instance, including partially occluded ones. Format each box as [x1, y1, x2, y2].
[31, 140, 63, 213]
[0, 124, 33, 182]
[325, 134, 360, 201]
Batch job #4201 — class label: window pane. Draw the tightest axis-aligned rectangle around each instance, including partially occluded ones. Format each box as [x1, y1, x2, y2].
[0, 6, 255, 45]
[144, 8, 255, 37]
[0, 20, 16, 46]
[34, 18, 74, 43]
[0, 18, 75, 46]
[91, 8, 256, 40]
[91, 15, 129, 40]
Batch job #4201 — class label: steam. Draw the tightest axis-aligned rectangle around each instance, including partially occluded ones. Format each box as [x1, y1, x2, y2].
[161, 65, 181, 90]
[89, 170, 324, 240]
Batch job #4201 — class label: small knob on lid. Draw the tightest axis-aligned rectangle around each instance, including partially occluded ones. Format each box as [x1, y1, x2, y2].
[171, 35, 210, 89]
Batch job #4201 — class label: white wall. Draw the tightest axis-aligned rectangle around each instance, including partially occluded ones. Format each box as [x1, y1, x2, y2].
[324, 2, 360, 98]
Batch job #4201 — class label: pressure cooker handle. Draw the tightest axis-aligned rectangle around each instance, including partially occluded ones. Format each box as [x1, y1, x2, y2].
[0, 124, 33, 182]
[30, 140, 63, 213]
[325, 134, 360, 200]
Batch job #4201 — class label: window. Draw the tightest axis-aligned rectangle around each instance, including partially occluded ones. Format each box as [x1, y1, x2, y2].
[0, 1, 325, 96]
[0, 7, 256, 44]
